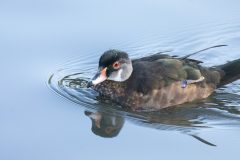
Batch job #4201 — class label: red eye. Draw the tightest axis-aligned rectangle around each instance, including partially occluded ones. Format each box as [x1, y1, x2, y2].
[113, 61, 120, 69]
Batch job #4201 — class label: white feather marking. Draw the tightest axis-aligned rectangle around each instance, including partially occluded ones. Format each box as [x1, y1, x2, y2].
[113, 69, 123, 81]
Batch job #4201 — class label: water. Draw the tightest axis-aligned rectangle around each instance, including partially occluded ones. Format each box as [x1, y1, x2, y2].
[1, 0, 240, 160]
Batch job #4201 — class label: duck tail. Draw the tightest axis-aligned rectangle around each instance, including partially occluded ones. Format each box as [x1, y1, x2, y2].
[218, 58, 240, 86]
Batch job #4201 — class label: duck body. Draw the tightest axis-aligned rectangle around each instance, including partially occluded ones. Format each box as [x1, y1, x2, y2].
[92, 52, 224, 110]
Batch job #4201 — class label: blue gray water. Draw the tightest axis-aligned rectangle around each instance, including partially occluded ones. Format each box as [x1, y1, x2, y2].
[1, 0, 240, 160]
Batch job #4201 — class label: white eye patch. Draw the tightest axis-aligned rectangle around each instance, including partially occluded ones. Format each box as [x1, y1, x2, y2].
[108, 69, 123, 82]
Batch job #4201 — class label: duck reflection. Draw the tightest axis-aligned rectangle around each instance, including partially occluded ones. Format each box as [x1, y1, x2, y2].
[84, 107, 219, 146]
[85, 111, 124, 138]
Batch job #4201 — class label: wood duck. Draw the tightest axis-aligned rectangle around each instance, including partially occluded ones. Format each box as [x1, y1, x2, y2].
[88, 49, 240, 110]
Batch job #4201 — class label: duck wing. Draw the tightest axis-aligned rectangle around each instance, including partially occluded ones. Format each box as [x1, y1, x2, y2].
[128, 57, 206, 94]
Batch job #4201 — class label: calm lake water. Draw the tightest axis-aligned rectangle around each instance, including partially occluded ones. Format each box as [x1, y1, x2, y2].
[1, 0, 240, 160]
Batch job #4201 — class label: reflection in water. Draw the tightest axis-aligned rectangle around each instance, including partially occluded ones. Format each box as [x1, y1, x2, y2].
[85, 111, 124, 138]
[84, 109, 218, 146]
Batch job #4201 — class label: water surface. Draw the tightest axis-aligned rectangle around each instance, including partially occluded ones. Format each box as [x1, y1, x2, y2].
[1, 0, 240, 160]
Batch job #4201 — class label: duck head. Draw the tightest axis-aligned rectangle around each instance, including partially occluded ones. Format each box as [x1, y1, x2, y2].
[88, 49, 133, 87]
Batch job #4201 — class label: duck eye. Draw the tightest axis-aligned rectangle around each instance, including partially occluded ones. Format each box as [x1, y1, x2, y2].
[113, 61, 120, 69]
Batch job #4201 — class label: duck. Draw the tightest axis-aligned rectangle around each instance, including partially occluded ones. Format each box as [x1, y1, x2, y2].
[87, 49, 240, 110]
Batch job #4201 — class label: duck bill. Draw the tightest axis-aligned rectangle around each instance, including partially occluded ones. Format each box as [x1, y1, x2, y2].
[87, 68, 107, 87]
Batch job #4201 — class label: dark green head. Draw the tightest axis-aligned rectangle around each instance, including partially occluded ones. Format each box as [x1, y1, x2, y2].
[88, 50, 133, 87]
